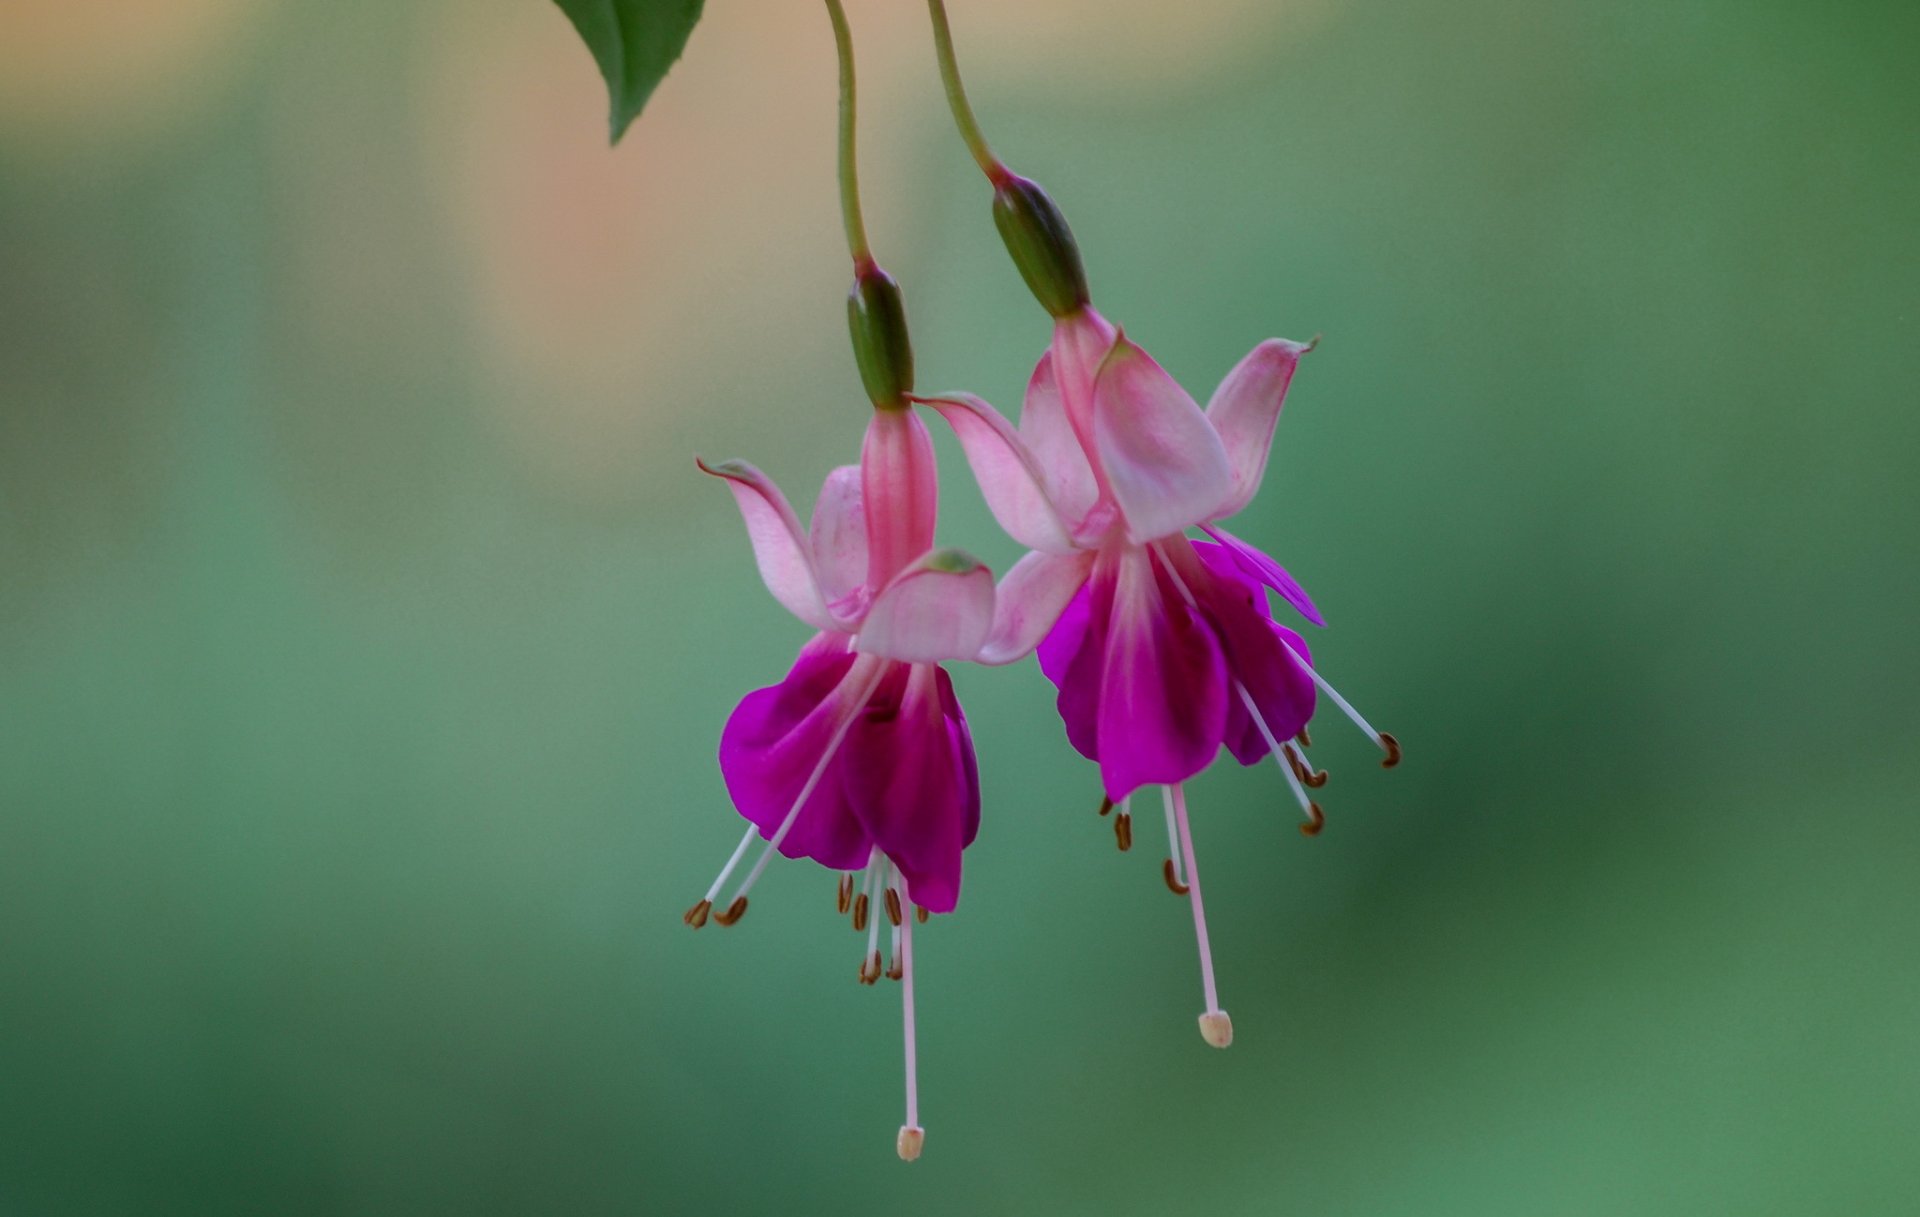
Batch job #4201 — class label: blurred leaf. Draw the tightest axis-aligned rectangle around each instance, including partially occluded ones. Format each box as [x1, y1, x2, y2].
[553, 0, 704, 143]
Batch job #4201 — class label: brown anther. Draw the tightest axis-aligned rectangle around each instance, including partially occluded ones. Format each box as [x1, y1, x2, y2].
[858, 951, 882, 985]
[1114, 814, 1133, 852]
[713, 896, 749, 926]
[1284, 745, 1312, 783]
[836, 873, 853, 915]
[1303, 766, 1329, 789]
[1296, 727, 1312, 749]
[1098, 795, 1114, 817]
[886, 955, 904, 981]
[852, 893, 870, 932]
[1379, 732, 1402, 769]
[683, 899, 712, 929]
[884, 888, 903, 927]
[915, 905, 929, 924]
[1162, 857, 1190, 896]
[1300, 803, 1325, 837]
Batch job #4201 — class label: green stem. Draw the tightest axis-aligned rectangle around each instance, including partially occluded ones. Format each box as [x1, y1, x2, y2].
[926, 0, 1006, 182]
[824, 0, 871, 265]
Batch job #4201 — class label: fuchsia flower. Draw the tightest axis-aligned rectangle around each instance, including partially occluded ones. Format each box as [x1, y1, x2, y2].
[686, 404, 992, 1159]
[917, 306, 1397, 1048]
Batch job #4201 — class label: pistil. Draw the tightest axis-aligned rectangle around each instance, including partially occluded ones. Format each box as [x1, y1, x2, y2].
[1170, 782, 1232, 1048]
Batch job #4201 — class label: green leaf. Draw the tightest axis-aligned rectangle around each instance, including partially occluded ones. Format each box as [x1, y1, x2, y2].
[552, 0, 704, 144]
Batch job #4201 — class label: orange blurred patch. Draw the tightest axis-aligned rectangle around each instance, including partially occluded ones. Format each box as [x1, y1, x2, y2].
[0, 0, 271, 153]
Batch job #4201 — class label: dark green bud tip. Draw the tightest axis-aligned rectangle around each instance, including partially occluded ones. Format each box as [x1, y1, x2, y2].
[991, 172, 1090, 319]
[847, 260, 915, 409]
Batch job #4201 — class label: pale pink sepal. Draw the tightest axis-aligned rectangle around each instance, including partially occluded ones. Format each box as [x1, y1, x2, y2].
[1205, 338, 1311, 520]
[857, 548, 996, 663]
[1020, 352, 1101, 524]
[810, 465, 868, 607]
[698, 457, 837, 633]
[916, 393, 1077, 555]
[861, 408, 939, 591]
[1091, 335, 1234, 543]
[977, 549, 1095, 666]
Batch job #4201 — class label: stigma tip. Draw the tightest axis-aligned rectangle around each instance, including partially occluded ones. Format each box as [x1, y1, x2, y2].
[713, 896, 748, 926]
[1162, 857, 1190, 896]
[682, 899, 711, 929]
[1379, 732, 1402, 769]
[1198, 1011, 1234, 1049]
[1301, 804, 1325, 837]
[852, 893, 870, 932]
[1114, 814, 1133, 852]
[896, 1126, 925, 1162]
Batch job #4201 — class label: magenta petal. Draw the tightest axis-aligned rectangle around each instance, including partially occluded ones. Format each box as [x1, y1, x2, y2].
[1184, 542, 1317, 762]
[717, 636, 874, 871]
[1036, 555, 1115, 765]
[841, 663, 979, 913]
[1095, 546, 1229, 799]
[1199, 524, 1325, 626]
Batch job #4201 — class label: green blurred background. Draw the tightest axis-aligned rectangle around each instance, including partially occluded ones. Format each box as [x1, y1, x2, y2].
[3, 0, 1916, 1213]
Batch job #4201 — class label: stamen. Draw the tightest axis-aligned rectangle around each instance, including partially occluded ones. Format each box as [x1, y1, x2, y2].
[1170, 782, 1231, 1048]
[1160, 786, 1187, 891]
[860, 950, 882, 985]
[897, 896, 922, 1160]
[862, 857, 887, 981]
[698, 825, 757, 907]
[713, 896, 748, 926]
[683, 899, 711, 928]
[836, 873, 854, 915]
[1238, 683, 1326, 835]
[721, 661, 882, 910]
[1098, 795, 1114, 817]
[1296, 727, 1312, 749]
[1284, 743, 1329, 788]
[885, 888, 903, 927]
[1114, 795, 1133, 851]
[915, 906, 929, 924]
[1281, 646, 1398, 765]
[852, 893, 871, 932]
[1162, 857, 1190, 896]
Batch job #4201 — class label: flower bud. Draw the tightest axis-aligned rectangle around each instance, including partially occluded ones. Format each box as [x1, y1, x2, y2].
[847, 261, 915, 408]
[991, 173, 1089, 318]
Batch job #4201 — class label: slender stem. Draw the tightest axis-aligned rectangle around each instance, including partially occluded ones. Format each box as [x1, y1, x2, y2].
[824, 0, 871, 264]
[925, 0, 1005, 181]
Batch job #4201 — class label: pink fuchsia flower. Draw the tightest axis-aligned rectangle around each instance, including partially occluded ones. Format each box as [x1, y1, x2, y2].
[687, 404, 991, 1157]
[916, 309, 1397, 1049]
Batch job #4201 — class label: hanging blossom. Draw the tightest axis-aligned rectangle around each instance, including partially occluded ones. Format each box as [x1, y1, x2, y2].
[687, 404, 994, 1162]
[919, 0, 1398, 1051]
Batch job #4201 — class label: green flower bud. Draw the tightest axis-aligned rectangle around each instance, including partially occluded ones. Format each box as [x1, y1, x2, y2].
[991, 173, 1090, 318]
[846, 261, 915, 408]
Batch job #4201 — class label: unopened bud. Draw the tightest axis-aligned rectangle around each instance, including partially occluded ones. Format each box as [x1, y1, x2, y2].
[847, 261, 915, 408]
[991, 173, 1089, 318]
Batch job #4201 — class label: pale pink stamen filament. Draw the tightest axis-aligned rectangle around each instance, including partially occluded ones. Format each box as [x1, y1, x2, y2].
[1281, 645, 1391, 757]
[1170, 783, 1224, 1022]
[1236, 682, 1319, 829]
